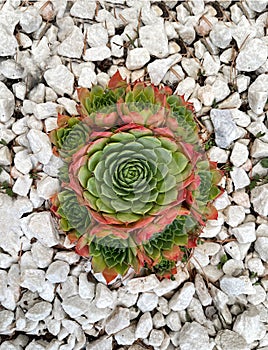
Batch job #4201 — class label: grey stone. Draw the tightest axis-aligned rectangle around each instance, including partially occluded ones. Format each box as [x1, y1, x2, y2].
[210, 109, 240, 149]
[215, 330, 249, 350]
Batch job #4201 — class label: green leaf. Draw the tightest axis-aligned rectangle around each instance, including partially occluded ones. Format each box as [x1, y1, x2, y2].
[260, 158, 268, 168]
[78, 165, 91, 188]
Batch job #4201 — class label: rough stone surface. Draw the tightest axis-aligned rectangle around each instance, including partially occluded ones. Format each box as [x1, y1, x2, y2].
[44, 65, 74, 96]
[169, 282, 195, 311]
[210, 109, 240, 149]
[46, 261, 70, 283]
[139, 23, 169, 58]
[236, 39, 267, 72]
[251, 184, 268, 217]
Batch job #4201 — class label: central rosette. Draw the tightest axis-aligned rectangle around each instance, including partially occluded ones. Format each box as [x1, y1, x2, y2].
[69, 124, 191, 231]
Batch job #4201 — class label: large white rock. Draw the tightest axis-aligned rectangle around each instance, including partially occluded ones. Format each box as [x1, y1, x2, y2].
[78, 273, 95, 300]
[231, 222, 256, 243]
[83, 46, 111, 61]
[115, 324, 136, 346]
[70, 0, 96, 19]
[36, 176, 60, 200]
[178, 322, 213, 350]
[220, 276, 255, 296]
[169, 282, 195, 311]
[95, 283, 116, 309]
[248, 74, 268, 115]
[126, 48, 150, 70]
[25, 302, 52, 321]
[215, 330, 249, 350]
[86, 23, 108, 47]
[210, 22, 232, 49]
[105, 307, 130, 335]
[236, 39, 267, 72]
[27, 129, 52, 165]
[46, 261, 70, 283]
[135, 312, 153, 339]
[23, 212, 59, 247]
[62, 295, 92, 318]
[251, 184, 268, 217]
[126, 274, 160, 293]
[20, 6, 42, 33]
[251, 139, 268, 158]
[12, 174, 32, 197]
[230, 142, 249, 167]
[210, 109, 240, 149]
[230, 167, 250, 190]
[233, 307, 266, 344]
[225, 205, 245, 227]
[44, 65, 74, 96]
[139, 23, 169, 58]
[137, 292, 158, 312]
[255, 237, 268, 262]
[0, 82, 15, 123]
[0, 25, 18, 57]
[58, 26, 84, 59]
[148, 53, 182, 85]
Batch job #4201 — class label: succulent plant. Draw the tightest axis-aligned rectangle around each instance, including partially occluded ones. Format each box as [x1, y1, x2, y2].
[50, 72, 223, 283]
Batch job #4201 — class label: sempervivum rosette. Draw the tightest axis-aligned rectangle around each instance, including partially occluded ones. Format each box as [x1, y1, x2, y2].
[50, 72, 223, 283]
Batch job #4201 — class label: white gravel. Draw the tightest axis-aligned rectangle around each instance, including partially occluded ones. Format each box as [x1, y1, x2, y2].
[0, 1, 267, 349]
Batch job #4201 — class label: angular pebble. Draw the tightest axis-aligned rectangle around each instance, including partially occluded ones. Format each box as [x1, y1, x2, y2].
[139, 23, 169, 58]
[0, 82, 15, 123]
[27, 129, 53, 165]
[251, 184, 268, 217]
[236, 39, 267, 72]
[105, 307, 130, 335]
[211, 109, 240, 149]
[135, 312, 153, 339]
[137, 292, 158, 312]
[169, 282, 195, 311]
[46, 261, 70, 283]
[26, 302, 52, 321]
[126, 48, 150, 70]
[44, 65, 74, 96]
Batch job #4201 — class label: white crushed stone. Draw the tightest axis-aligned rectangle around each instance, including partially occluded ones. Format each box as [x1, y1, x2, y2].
[46, 261, 70, 283]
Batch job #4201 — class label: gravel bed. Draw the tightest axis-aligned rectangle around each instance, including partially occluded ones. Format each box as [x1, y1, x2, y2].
[0, 0, 268, 349]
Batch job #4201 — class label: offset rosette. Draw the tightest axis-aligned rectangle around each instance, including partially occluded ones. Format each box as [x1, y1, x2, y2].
[50, 72, 223, 283]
